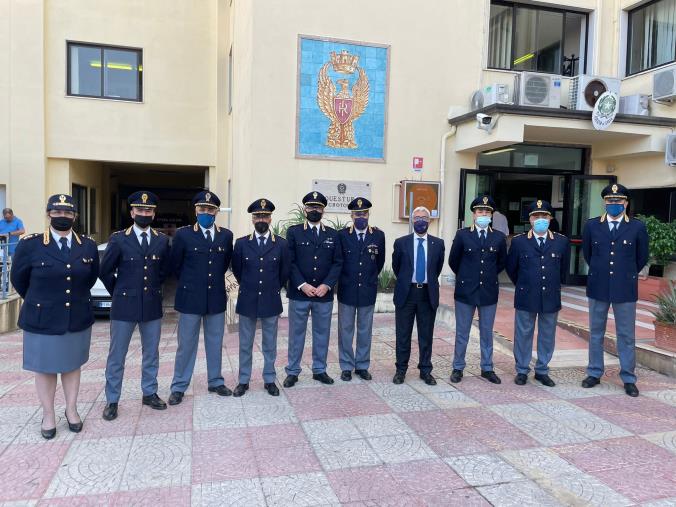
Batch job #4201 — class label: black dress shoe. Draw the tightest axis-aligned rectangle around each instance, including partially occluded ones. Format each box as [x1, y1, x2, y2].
[355, 369, 372, 381]
[312, 372, 334, 385]
[208, 385, 233, 396]
[41, 420, 56, 440]
[534, 374, 556, 387]
[102, 402, 118, 421]
[624, 383, 639, 397]
[340, 371, 352, 381]
[481, 370, 502, 384]
[168, 391, 184, 405]
[450, 369, 463, 383]
[233, 383, 249, 397]
[392, 371, 405, 384]
[264, 383, 280, 396]
[514, 373, 528, 385]
[581, 376, 600, 388]
[420, 373, 437, 386]
[142, 393, 167, 410]
[283, 375, 298, 388]
[65, 411, 83, 433]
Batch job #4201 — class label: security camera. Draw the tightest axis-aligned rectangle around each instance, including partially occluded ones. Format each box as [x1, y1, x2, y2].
[476, 113, 497, 133]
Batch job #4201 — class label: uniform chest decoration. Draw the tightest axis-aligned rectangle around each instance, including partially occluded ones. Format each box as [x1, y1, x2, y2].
[366, 243, 379, 260]
[323, 237, 334, 246]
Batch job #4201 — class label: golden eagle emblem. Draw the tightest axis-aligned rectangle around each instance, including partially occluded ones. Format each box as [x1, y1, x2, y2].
[317, 50, 370, 149]
[261, 199, 267, 209]
[611, 184, 618, 193]
[142, 193, 148, 204]
[59, 194, 66, 203]
[482, 196, 488, 205]
[537, 200, 542, 208]
[205, 192, 211, 202]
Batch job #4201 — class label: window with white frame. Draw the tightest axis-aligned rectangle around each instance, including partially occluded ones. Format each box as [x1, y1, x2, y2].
[488, 1, 588, 76]
[627, 0, 676, 75]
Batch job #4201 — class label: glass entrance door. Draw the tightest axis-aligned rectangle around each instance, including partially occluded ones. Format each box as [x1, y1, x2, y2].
[458, 169, 495, 229]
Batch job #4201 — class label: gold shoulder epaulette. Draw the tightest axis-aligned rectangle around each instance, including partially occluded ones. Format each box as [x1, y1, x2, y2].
[20, 233, 40, 241]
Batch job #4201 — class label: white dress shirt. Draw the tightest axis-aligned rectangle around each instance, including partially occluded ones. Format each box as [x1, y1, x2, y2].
[607, 215, 623, 232]
[50, 229, 72, 249]
[411, 233, 428, 283]
[133, 224, 151, 246]
[256, 231, 270, 245]
[533, 230, 547, 246]
[199, 224, 216, 241]
[476, 226, 488, 240]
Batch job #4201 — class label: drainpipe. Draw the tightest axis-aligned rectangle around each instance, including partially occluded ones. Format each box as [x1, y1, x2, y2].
[438, 126, 457, 242]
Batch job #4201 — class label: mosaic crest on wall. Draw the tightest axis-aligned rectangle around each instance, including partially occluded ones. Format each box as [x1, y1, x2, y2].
[296, 35, 390, 162]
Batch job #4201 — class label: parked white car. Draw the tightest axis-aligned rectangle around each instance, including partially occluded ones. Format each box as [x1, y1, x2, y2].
[91, 242, 112, 315]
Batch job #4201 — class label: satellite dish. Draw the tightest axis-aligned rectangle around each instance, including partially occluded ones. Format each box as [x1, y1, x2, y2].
[584, 79, 608, 108]
[470, 90, 484, 110]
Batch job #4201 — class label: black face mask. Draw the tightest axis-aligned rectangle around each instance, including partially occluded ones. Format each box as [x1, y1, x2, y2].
[51, 216, 74, 232]
[254, 221, 269, 234]
[133, 215, 153, 228]
[306, 210, 323, 223]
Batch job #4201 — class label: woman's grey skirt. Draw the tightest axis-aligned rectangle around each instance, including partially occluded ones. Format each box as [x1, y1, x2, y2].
[23, 327, 92, 374]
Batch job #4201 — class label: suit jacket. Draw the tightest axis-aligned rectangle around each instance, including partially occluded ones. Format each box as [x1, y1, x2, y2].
[11, 230, 99, 334]
[99, 227, 171, 322]
[506, 230, 570, 313]
[337, 225, 386, 307]
[171, 223, 233, 315]
[582, 214, 649, 303]
[449, 226, 507, 306]
[232, 233, 290, 319]
[392, 233, 445, 309]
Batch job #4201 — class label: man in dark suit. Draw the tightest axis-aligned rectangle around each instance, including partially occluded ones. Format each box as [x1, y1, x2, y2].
[231, 198, 290, 397]
[100, 191, 171, 421]
[168, 190, 234, 405]
[448, 195, 507, 385]
[392, 206, 445, 385]
[506, 199, 570, 387]
[581, 183, 649, 397]
[283, 191, 343, 387]
[337, 197, 386, 381]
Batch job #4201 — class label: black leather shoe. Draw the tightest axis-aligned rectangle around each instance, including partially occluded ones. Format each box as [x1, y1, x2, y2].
[481, 370, 502, 384]
[233, 383, 249, 397]
[514, 373, 527, 385]
[420, 373, 437, 386]
[41, 420, 56, 440]
[312, 372, 334, 385]
[168, 391, 184, 405]
[264, 383, 280, 396]
[65, 411, 83, 433]
[341, 370, 352, 381]
[102, 402, 118, 421]
[142, 393, 167, 410]
[624, 383, 639, 397]
[208, 385, 233, 396]
[283, 375, 298, 388]
[534, 374, 556, 387]
[392, 371, 405, 384]
[450, 369, 463, 383]
[355, 369, 372, 381]
[581, 376, 600, 388]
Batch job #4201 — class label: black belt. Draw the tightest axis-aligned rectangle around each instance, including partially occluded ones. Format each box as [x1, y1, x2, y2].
[412, 283, 428, 289]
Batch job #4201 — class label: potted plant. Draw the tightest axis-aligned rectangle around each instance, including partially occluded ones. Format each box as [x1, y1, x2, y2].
[652, 281, 676, 352]
[636, 215, 676, 302]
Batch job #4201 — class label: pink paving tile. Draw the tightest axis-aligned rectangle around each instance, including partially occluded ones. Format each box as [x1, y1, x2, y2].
[554, 441, 631, 473]
[454, 379, 556, 405]
[591, 461, 676, 503]
[399, 410, 454, 435]
[387, 459, 468, 494]
[574, 395, 676, 433]
[467, 424, 539, 451]
[328, 465, 406, 503]
[111, 486, 192, 506]
[248, 423, 309, 450]
[420, 487, 492, 506]
[253, 443, 322, 477]
[601, 436, 676, 465]
[343, 496, 424, 507]
[0, 443, 70, 502]
[79, 401, 139, 439]
[136, 397, 193, 434]
[192, 428, 258, 483]
[422, 431, 492, 457]
[37, 494, 113, 506]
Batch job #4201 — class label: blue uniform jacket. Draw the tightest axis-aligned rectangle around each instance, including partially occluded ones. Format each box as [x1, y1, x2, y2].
[99, 227, 171, 322]
[392, 233, 445, 309]
[506, 230, 570, 313]
[171, 223, 233, 315]
[337, 225, 386, 307]
[582, 214, 649, 303]
[11, 231, 99, 334]
[449, 226, 507, 306]
[232, 233, 290, 319]
[286, 222, 343, 303]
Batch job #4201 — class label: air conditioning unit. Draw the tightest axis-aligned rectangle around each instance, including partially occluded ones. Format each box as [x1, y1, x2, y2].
[517, 72, 562, 108]
[619, 94, 650, 116]
[482, 83, 511, 107]
[653, 64, 676, 102]
[666, 133, 676, 167]
[569, 75, 621, 111]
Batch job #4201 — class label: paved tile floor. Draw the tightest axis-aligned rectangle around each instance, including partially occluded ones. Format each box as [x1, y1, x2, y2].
[1, 312, 676, 506]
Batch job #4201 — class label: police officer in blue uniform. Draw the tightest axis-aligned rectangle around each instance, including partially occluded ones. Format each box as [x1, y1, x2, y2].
[168, 190, 234, 405]
[231, 198, 290, 397]
[283, 191, 343, 387]
[337, 197, 386, 381]
[581, 183, 649, 397]
[11, 194, 99, 438]
[506, 200, 570, 387]
[100, 191, 171, 421]
[448, 195, 507, 385]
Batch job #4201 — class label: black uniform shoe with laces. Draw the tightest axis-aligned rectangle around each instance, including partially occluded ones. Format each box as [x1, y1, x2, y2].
[208, 385, 233, 396]
[102, 403, 118, 421]
[265, 383, 280, 396]
[168, 391, 184, 405]
[392, 371, 405, 384]
[581, 376, 600, 388]
[142, 393, 167, 410]
[341, 371, 352, 381]
[420, 373, 437, 385]
[283, 375, 298, 388]
[534, 374, 555, 387]
[450, 369, 463, 383]
[481, 370, 502, 384]
[624, 383, 639, 397]
[312, 372, 335, 385]
[355, 369, 372, 380]
[233, 384, 249, 397]
[514, 373, 527, 385]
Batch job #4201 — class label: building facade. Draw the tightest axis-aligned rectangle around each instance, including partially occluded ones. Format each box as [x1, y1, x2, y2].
[1, 0, 675, 282]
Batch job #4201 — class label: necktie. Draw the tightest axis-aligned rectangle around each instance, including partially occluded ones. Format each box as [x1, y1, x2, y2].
[259, 236, 265, 248]
[59, 237, 69, 258]
[205, 229, 212, 242]
[479, 230, 486, 246]
[538, 237, 545, 250]
[415, 238, 426, 284]
[141, 231, 149, 252]
[611, 221, 618, 238]
[315, 227, 319, 239]
[358, 233, 364, 245]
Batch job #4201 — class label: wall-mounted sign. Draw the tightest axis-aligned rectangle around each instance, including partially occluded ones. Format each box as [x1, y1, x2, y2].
[399, 180, 441, 219]
[412, 157, 423, 172]
[592, 91, 619, 131]
[312, 179, 372, 213]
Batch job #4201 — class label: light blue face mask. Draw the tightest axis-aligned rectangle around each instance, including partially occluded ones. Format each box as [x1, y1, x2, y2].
[475, 216, 491, 228]
[533, 218, 550, 234]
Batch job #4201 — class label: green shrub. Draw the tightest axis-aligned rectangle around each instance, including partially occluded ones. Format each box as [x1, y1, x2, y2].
[636, 215, 676, 266]
[652, 281, 676, 324]
[378, 267, 396, 292]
